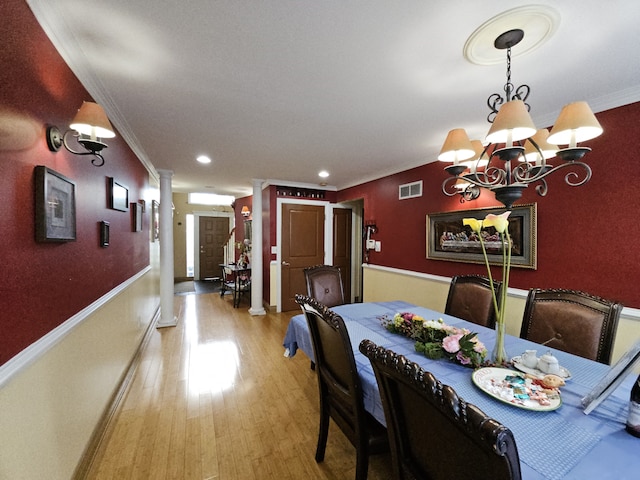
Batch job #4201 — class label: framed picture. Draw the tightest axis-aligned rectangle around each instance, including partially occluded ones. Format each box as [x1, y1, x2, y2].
[109, 178, 129, 211]
[426, 203, 537, 269]
[100, 221, 110, 247]
[131, 202, 143, 232]
[151, 200, 160, 241]
[582, 339, 640, 414]
[34, 166, 76, 242]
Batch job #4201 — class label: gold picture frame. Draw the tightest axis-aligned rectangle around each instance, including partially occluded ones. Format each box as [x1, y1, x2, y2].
[426, 203, 537, 269]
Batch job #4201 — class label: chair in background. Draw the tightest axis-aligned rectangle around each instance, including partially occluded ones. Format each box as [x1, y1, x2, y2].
[303, 264, 346, 308]
[520, 288, 623, 364]
[303, 264, 347, 370]
[359, 339, 522, 480]
[444, 275, 502, 329]
[295, 295, 388, 480]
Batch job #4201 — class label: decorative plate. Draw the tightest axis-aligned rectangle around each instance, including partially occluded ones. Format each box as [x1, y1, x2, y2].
[472, 367, 562, 412]
[511, 355, 572, 380]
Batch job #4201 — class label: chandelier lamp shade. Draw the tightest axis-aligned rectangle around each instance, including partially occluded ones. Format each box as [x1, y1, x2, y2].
[440, 29, 602, 209]
[46, 101, 116, 167]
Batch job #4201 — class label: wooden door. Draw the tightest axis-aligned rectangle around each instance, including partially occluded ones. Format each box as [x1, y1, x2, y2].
[281, 204, 324, 312]
[333, 208, 352, 302]
[199, 216, 229, 280]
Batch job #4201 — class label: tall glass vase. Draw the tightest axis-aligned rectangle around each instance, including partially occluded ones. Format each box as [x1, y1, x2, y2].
[492, 318, 507, 365]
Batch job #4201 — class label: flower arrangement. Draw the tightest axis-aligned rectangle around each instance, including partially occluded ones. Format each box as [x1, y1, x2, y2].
[463, 211, 511, 364]
[235, 239, 251, 267]
[383, 312, 487, 368]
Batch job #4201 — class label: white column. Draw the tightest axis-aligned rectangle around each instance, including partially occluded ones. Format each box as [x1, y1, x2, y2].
[249, 179, 266, 315]
[156, 169, 178, 328]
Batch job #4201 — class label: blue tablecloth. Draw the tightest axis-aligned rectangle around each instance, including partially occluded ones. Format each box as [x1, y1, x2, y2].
[283, 301, 640, 480]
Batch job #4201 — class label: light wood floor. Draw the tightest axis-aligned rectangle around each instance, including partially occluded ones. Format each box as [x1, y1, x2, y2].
[85, 291, 393, 479]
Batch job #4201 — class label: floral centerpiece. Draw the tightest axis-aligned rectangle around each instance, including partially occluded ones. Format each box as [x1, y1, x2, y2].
[463, 211, 511, 364]
[235, 239, 251, 268]
[383, 312, 487, 368]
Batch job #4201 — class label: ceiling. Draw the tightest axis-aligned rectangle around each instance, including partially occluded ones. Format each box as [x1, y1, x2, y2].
[28, 0, 640, 198]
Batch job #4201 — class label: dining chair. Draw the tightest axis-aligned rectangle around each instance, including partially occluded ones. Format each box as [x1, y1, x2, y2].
[303, 264, 346, 308]
[520, 288, 623, 364]
[294, 294, 388, 480]
[444, 275, 503, 328]
[303, 264, 347, 370]
[359, 339, 522, 480]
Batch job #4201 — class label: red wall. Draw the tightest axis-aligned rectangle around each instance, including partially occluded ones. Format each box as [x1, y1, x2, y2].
[338, 103, 640, 309]
[0, 1, 151, 364]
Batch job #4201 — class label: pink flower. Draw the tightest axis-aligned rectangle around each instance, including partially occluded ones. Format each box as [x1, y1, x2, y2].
[456, 352, 471, 365]
[442, 333, 463, 353]
[473, 340, 486, 353]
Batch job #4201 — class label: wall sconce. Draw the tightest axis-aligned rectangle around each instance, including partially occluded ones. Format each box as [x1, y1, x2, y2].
[241, 206, 251, 217]
[46, 101, 115, 167]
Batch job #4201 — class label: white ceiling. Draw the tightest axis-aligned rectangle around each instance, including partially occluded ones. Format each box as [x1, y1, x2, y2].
[28, 0, 640, 198]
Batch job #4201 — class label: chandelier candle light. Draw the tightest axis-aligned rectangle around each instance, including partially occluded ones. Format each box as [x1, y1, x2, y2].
[440, 29, 603, 209]
[463, 211, 511, 364]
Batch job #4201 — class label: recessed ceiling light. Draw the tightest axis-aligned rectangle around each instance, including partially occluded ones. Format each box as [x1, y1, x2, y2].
[318, 170, 329, 178]
[196, 155, 212, 164]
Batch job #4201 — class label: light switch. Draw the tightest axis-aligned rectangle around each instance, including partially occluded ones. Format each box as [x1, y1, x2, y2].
[374, 241, 381, 252]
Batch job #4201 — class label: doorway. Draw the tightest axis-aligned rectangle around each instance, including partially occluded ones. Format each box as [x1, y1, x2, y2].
[280, 203, 325, 312]
[199, 216, 229, 280]
[191, 212, 234, 281]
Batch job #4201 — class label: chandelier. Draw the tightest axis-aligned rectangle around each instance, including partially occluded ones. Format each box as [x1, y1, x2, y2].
[439, 29, 602, 209]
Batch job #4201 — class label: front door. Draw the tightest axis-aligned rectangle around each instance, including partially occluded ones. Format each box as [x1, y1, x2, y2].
[199, 216, 229, 280]
[333, 207, 352, 302]
[281, 203, 325, 312]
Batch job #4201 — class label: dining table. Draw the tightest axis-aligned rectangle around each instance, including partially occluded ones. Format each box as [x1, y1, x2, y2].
[283, 300, 640, 480]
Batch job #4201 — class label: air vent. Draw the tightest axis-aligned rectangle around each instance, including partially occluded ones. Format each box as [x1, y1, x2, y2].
[399, 180, 423, 199]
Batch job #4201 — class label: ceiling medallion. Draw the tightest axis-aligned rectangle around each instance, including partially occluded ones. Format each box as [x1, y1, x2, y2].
[463, 5, 560, 66]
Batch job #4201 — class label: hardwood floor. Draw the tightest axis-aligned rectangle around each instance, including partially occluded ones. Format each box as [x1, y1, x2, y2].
[85, 291, 393, 479]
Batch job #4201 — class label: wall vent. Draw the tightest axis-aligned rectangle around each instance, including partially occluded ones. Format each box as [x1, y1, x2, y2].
[398, 180, 423, 199]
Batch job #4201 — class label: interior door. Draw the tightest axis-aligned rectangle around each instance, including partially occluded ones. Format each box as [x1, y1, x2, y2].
[333, 207, 352, 302]
[199, 216, 229, 280]
[281, 204, 325, 312]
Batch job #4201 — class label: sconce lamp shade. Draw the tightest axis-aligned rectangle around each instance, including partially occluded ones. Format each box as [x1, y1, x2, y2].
[438, 128, 475, 163]
[460, 139, 489, 170]
[241, 206, 251, 217]
[485, 99, 536, 145]
[70, 101, 115, 138]
[547, 101, 602, 146]
[524, 129, 558, 163]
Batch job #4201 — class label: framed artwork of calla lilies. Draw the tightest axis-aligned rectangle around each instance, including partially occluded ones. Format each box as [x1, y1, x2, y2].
[426, 203, 537, 269]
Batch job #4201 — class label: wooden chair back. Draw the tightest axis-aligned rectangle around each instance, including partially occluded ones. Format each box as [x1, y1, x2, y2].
[303, 265, 346, 308]
[360, 340, 522, 480]
[520, 288, 622, 364]
[444, 275, 502, 328]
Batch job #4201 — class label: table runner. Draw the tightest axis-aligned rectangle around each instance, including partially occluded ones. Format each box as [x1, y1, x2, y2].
[283, 300, 638, 479]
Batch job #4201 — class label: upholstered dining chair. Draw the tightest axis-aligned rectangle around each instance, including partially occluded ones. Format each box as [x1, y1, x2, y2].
[303, 264, 346, 308]
[303, 264, 347, 370]
[295, 295, 388, 480]
[444, 275, 503, 329]
[359, 339, 522, 480]
[520, 288, 623, 364]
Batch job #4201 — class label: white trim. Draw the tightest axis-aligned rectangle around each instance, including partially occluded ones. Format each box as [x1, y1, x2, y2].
[0, 266, 152, 388]
[361, 263, 640, 320]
